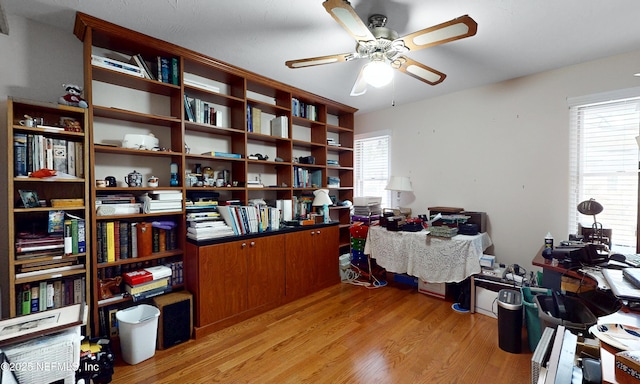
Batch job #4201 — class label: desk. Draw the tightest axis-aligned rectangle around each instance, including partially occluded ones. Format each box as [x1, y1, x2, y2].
[364, 226, 492, 283]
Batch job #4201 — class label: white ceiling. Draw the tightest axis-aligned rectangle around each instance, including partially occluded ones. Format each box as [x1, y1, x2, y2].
[3, 0, 640, 114]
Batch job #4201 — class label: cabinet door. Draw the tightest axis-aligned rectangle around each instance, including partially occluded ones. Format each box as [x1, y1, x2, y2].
[247, 236, 285, 310]
[314, 225, 340, 289]
[285, 230, 316, 299]
[198, 241, 247, 325]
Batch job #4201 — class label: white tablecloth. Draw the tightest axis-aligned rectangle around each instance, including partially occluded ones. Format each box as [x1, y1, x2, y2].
[364, 226, 492, 283]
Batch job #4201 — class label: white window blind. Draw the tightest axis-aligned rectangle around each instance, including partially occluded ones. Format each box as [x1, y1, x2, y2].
[568, 94, 640, 252]
[354, 134, 391, 208]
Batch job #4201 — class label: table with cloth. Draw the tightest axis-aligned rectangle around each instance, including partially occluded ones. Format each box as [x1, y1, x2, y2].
[364, 225, 493, 283]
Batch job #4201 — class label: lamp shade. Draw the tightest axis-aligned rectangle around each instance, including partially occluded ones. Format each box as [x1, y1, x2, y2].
[385, 176, 413, 192]
[362, 60, 393, 88]
[312, 189, 333, 206]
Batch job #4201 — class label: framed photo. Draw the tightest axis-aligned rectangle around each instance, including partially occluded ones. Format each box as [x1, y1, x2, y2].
[18, 190, 40, 208]
[0, 303, 85, 346]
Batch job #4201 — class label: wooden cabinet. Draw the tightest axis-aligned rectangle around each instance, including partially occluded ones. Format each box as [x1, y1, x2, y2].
[6, 98, 90, 324]
[73, 12, 354, 336]
[185, 234, 285, 337]
[185, 225, 336, 338]
[285, 225, 340, 300]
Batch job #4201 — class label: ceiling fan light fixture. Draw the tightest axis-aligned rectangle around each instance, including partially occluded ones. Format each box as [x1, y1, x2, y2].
[363, 59, 393, 87]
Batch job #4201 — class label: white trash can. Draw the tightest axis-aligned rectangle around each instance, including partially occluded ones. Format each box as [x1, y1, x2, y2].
[116, 304, 160, 364]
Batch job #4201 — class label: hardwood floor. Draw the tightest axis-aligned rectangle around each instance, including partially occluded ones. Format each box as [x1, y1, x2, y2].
[111, 282, 532, 383]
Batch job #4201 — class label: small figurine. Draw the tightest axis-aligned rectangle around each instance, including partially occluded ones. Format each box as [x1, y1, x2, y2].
[58, 83, 88, 108]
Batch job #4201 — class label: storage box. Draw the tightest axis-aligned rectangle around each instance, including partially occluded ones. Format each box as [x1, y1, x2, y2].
[418, 280, 446, 299]
[479, 254, 495, 268]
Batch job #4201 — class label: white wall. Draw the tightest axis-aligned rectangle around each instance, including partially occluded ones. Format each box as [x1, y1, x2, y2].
[356, 49, 640, 271]
[0, 14, 83, 317]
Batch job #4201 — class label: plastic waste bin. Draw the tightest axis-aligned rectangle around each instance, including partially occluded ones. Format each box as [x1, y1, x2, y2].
[497, 289, 523, 353]
[116, 304, 160, 364]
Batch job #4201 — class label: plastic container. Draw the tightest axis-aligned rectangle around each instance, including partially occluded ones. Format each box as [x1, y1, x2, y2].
[521, 286, 551, 352]
[116, 304, 160, 364]
[534, 294, 597, 333]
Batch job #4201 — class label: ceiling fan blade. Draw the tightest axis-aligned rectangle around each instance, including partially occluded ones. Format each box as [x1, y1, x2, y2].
[397, 15, 477, 51]
[393, 56, 446, 85]
[350, 66, 367, 96]
[322, 0, 376, 42]
[286, 53, 354, 68]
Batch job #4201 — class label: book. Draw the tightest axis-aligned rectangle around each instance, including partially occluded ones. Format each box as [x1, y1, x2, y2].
[21, 284, 31, 315]
[14, 264, 84, 279]
[122, 265, 172, 286]
[160, 57, 170, 84]
[64, 219, 73, 254]
[106, 221, 115, 262]
[124, 277, 169, 295]
[199, 151, 242, 158]
[52, 138, 67, 174]
[131, 285, 172, 301]
[171, 57, 179, 85]
[251, 106, 262, 133]
[129, 53, 152, 79]
[39, 281, 47, 312]
[46, 282, 55, 309]
[271, 116, 288, 138]
[30, 285, 39, 313]
[91, 54, 144, 77]
[14, 133, 28, 177]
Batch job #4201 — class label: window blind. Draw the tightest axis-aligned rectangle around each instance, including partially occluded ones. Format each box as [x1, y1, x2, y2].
[354, 135, 391, 208]
[568, 95, 640, 252]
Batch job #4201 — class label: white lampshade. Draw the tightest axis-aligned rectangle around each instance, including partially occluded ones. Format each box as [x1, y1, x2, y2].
[312, 189, 333, 206]
[385, 176, 413, 192]
[362, 59, 393, 88]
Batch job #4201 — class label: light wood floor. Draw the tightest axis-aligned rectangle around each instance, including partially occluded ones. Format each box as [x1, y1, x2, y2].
[111, 282, 532, 383]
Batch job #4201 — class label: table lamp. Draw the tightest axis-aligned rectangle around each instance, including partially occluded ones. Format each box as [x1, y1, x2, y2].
[312, 189, 333, 223]
[385, 176, 413, 209]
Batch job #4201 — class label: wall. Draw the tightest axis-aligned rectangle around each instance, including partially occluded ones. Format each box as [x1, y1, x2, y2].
[356, 49, 640, 272]
[0, 14, 83, 317]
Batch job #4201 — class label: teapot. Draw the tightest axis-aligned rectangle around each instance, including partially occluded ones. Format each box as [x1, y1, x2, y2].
[125, 170, 142, 187]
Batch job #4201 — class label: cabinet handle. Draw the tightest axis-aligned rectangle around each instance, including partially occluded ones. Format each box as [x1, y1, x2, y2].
[241, 243, 247, 248]
[250, 241, 255, 247]
[317, 230, 321, 235]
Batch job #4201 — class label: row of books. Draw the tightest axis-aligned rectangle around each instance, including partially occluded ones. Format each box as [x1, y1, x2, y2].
[293, 166, 323, 188]
[122, 265, 173, 301]
[95, 193, 141, 216]
[92, 54, 179, 85]
[15, 277, 85, 316]
[98, 260, 183, 286]
[218, 205, 281, 236]
[139, 191, 183, 214]
[184, 94, 221, 125]
[95, 221, 178, 263]
[292, 98, 318, 121]
[292, 194, 314, 220]
[63, 216, 86, 255]
[13, 133, 84, 177]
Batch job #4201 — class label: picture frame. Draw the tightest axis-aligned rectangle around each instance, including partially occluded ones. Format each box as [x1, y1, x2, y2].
[18, 190, 40, 208]
[0, 303, 85, 346]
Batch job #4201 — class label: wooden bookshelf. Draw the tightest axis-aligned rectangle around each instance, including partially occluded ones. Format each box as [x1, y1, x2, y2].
[73, 12, 355, 337]
[6, 97, 91, 332]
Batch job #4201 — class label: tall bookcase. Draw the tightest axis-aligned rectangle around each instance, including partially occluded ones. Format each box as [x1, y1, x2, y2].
[6, 97, 90, 325]
[74, 12, 356, 336]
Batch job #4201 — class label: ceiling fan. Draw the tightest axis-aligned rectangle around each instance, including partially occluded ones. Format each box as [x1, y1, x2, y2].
[285, 0, 478, 96]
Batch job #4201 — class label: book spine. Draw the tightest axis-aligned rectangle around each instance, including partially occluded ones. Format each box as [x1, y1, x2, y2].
[77, 219, 86, 253]
[21, 284, 31, 315]
[30, 285, 39, 313]
[106, 221, 115, 262]
[130, 222, 138, 258]
[71, 218, 79, 254]
[171, 57, 179, 85]
[66, 141, 76, 177]
[119, 221, 129, 259]
[14, 133, 28, 177]
[64, 219, 73, 254]
[152, 227, 160, 253]
[39, 281, 47, 312]
[161, 57, 170, 84]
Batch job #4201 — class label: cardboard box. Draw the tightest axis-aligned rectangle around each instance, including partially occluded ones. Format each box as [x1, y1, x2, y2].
[418, 280, 446, 299]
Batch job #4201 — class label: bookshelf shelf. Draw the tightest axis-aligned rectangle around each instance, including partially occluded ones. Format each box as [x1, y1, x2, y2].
[6, 97, 91, 328]
[74, 11, 355, 337]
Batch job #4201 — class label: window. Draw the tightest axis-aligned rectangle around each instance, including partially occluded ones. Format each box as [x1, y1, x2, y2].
[568, 89, 640, 252]
[354, 133, 391, 208]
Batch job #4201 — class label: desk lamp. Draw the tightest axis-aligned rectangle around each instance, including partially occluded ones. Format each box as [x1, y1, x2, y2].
[312, 189, 333, 223]
[385, 176, 413, 211]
